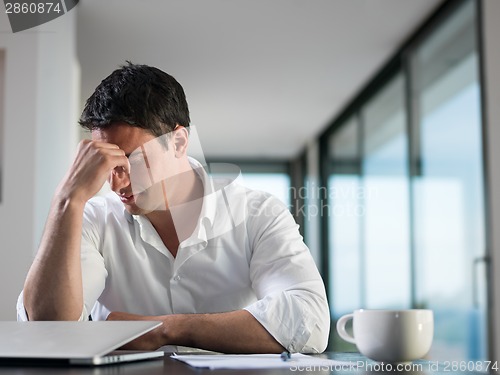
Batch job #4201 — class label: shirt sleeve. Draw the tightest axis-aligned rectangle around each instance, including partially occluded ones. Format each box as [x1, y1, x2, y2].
[243, 193, 330, 353]
[16, 290, 29, 321]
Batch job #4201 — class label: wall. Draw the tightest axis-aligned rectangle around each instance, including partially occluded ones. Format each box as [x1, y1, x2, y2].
[34, 13, 80, 249]
[480, 0, 500, 361]
[0, 10, 79, 320]
[0, 50, 4, 200]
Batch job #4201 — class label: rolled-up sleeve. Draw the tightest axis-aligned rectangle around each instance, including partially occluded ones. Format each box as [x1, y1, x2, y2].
[243, 193, 330, 353]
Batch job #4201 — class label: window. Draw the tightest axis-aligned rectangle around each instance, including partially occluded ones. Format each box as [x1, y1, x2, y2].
[362, 73, 411, 309]
[207, 161, 291, 207]
[321, 0, 486, 360]
[410, 0, 486, 361]
[328, 116, 362, 317]
[326, 73, 411, 350]
[239, 173, 290, 206]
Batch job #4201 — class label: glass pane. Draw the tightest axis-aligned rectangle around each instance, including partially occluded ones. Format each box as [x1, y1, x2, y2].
[208, 162, 291, 207]
[327, 116, 361, 351]
[411, 0, 486, 361]
[240, 173, 291, 207]
[362, 73, 411, 309]
[328, 117, 362, 318]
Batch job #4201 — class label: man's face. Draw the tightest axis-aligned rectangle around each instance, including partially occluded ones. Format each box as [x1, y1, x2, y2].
[92, 123, 176, 215]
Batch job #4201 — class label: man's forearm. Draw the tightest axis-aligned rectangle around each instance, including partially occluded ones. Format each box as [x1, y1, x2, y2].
[107, 310, 284, 353]
[23, 140, 132, 321]
[23, 196, 86, 321]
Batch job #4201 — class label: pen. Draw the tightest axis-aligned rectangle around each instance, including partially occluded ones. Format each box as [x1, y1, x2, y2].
[280, 351, 291, 362]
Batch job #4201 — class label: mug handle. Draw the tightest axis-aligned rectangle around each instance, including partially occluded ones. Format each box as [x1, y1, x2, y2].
[336, 313, 356, 344]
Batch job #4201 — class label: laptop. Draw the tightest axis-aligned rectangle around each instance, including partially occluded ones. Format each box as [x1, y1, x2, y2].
[0, 321, 165, 365]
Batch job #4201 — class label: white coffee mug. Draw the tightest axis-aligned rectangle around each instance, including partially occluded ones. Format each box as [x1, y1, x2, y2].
[336, 309, 433, 363]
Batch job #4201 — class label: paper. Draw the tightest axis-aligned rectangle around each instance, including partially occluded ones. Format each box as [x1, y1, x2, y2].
[172, 353, 359, 370]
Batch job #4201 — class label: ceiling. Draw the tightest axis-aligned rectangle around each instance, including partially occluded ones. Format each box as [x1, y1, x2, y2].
[77, 0, 444, 160]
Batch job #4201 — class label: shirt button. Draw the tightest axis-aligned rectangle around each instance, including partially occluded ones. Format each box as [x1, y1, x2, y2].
[173, 275, 181, 282]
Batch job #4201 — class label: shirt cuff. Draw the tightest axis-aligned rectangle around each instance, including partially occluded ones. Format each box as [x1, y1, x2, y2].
[244, 291, 316, 353]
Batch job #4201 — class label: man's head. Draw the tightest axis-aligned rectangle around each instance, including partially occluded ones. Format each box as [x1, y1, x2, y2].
[79, 62, 190, 138]
[81, 63, 194, 215]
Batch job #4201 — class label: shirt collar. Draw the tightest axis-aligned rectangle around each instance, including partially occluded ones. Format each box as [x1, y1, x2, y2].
[182, 157, 216, 246]
[175, 157, 249, 247]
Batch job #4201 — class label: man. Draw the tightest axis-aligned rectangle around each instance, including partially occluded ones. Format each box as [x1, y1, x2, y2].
[18, 63, 330, 353]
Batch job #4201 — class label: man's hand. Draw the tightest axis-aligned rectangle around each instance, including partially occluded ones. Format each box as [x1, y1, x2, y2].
[106, 310, 285, 353]
[57, 140, 130, 204]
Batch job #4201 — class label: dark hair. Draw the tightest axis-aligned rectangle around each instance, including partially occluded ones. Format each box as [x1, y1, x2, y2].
[79, 62, 190, 137]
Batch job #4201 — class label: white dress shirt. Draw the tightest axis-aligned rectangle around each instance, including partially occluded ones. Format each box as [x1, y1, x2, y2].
[17, 158, 330, 353]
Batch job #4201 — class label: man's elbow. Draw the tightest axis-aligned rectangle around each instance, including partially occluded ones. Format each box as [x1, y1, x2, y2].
[300, 296, 331, 353]
[27, 311, 82, 321]
[281, 298, 330, 353]
[23, 297, 83, 321]
[24, 306, 82, 321]
[301, 315, 330, 353]
[312, 326, 330, 353]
